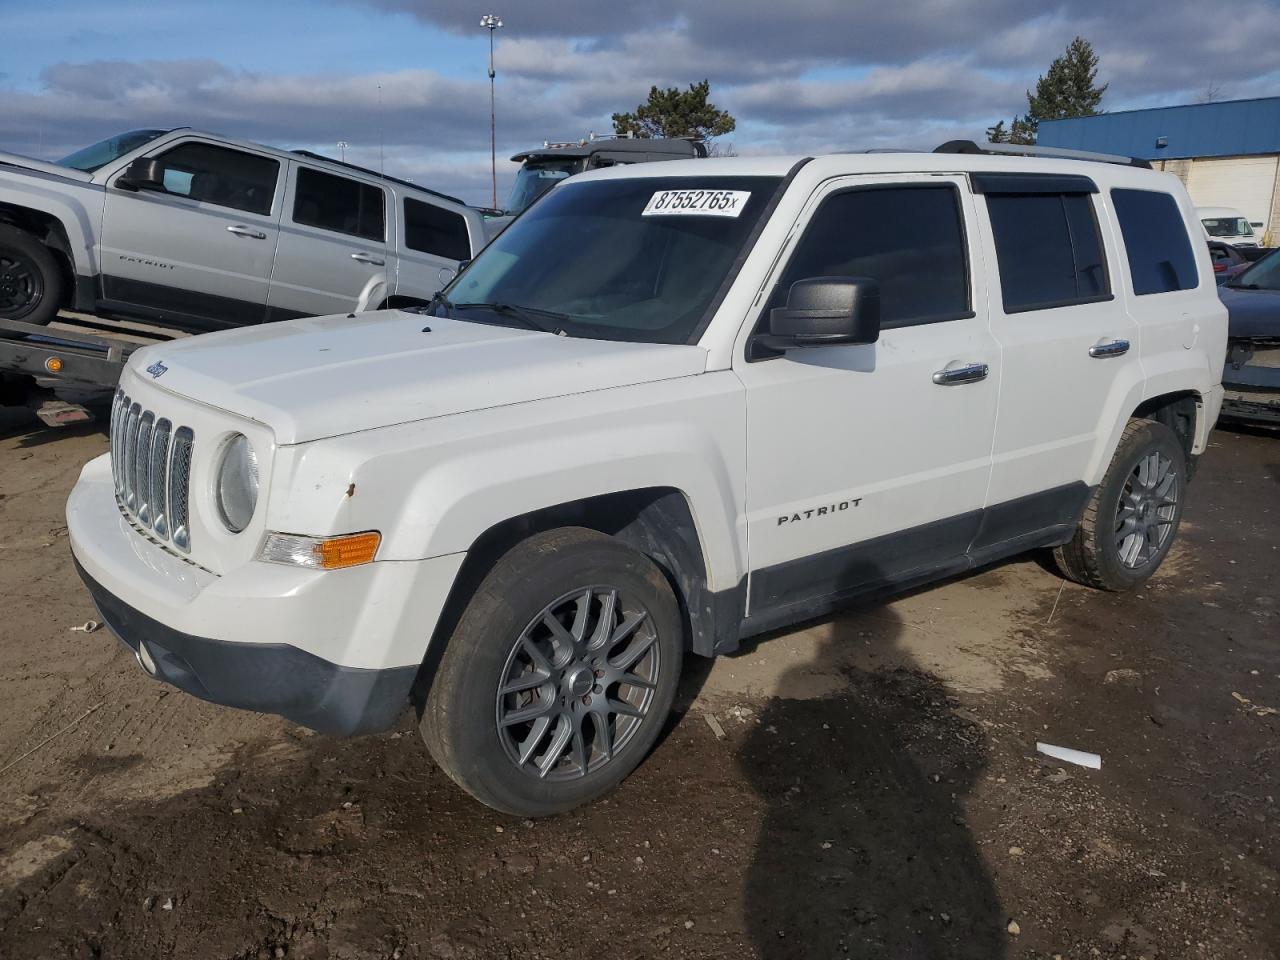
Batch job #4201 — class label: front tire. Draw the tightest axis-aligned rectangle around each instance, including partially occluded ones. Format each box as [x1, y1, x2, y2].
[421, 528, 684, 816]
[0, 225, 63, 326]
[1054, 419, 1187, 591]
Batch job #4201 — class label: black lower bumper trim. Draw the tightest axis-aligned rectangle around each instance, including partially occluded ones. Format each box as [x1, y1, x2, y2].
[74, 559, 416, 736]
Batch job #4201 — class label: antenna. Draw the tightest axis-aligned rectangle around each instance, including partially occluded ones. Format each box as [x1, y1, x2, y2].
[377, 84, 385, 178]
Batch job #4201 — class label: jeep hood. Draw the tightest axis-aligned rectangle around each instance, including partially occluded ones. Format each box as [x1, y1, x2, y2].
[132, 310, 708, 444]
[0, 150, 94, 183]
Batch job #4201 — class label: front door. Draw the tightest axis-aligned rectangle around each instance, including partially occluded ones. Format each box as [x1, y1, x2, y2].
[266, 164, 391, 319]
[99, 138, 282, 328]
[735, 175, 1000, 621]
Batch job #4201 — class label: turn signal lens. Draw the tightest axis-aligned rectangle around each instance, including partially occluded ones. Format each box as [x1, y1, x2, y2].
[45, 357, 64, 373]
[259, 531, 381, 570]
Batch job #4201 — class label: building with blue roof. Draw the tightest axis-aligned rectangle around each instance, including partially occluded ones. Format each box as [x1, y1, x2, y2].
[1039, 97, 1280, 243]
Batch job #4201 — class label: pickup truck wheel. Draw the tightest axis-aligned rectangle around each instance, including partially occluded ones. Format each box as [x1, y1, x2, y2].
[421, 527, 683, 816]
[1054, 419, 1187, 591]
[0, 225, 63, 325]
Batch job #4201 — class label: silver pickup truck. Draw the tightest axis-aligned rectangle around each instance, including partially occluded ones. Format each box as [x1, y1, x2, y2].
[0, 128, 503, 331]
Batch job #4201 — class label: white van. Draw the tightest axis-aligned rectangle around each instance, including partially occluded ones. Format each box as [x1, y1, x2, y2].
[1197, 206, 1262, 247]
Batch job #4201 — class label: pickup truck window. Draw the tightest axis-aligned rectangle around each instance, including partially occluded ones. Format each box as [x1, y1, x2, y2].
[152, 143, 279, 216]
[767, 184, 971, 329]
[987, 192, 1110, 312]
[293, 168, 385, 242]
[443, 175, 781, 344]
[1112, 189, 1198, 295]
[404, 198, 471, 261]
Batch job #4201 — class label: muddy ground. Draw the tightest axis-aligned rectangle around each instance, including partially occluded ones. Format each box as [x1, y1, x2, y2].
[0, 407, 1277, 960]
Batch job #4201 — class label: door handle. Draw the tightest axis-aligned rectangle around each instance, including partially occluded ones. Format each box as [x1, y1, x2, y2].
[226, 224, 266, 239]
[1089, 339, 1130, 359]
[932, 362, 989, 386]
[351, 252, 385, 266]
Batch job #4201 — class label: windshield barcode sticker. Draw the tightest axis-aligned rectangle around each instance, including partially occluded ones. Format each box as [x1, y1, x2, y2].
[642, 189, 751, 218]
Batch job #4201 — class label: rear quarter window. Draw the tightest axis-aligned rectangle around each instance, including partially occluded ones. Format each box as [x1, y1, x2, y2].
[404, 198, 472, 261]
[1111, 189, 1198, 295]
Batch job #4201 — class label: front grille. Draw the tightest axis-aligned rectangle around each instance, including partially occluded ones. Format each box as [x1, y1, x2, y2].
[110, 390, 194, 553]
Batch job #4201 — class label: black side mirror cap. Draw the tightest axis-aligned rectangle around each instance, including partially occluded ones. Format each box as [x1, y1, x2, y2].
[761, 276, 881, 350]
[117, 157, 165, 192]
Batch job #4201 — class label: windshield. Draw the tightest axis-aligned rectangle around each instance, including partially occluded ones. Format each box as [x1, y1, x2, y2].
[1202, 216, 1254, 238]
[505, 158, 585, 213]
[1230, 249, 1280, 291]
[57, 129, 168, 172]
[444, 175, 781, 344]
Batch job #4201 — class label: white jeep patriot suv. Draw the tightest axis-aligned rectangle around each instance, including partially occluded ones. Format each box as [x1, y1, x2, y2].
[67, 143, 1227, 816]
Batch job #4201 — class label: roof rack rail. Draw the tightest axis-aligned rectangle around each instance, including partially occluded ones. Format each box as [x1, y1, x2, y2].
[289, 150, 468, 206]
[934, 139, 1152, 170]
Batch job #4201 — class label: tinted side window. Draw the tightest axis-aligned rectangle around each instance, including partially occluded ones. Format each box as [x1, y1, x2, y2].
[293, 168, 385, 241]
[155, 143, 278, 215]
[986, 193, 1110, 312]
[771, 185, 970, 328]
[1110, 189, 1198, 295]
[404, 198, 472, 261]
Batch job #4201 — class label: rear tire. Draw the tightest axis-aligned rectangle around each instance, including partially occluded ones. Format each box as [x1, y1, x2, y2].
[0, 225, 63, 326]
[1054, 419, 1187, 591]
[421, 527, 683, 816]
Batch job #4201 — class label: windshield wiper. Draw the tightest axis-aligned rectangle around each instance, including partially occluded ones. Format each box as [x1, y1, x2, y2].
[454, 301, 570, 335]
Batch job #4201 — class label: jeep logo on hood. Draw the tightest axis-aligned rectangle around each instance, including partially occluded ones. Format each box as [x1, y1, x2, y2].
[146, 360, 169, 379]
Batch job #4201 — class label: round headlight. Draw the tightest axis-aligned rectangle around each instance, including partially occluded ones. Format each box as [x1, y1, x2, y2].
[215, 433, 259, 533]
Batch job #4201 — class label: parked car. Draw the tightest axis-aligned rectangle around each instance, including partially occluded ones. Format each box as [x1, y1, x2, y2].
[507, 135, 706, 213]
[68, 141, 1225, 816]
[1197, 205, 1263, 248]
[1208, 240, 1253, 284]
[0, 128, 498, 331]
[1218, 249, 1280, 425]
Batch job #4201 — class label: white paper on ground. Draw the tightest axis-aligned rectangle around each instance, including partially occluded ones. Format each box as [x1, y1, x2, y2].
[1036, 741, 1102, 769]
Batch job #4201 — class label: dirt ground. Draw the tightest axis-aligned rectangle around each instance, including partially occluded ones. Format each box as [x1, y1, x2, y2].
[0, 407, 1277, 960]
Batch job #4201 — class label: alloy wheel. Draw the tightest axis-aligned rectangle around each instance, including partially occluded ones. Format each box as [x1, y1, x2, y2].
[1115, 450, 1179, 569]
[495, 585, 661, 781]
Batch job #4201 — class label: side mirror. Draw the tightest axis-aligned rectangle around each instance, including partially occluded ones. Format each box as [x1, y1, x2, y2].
[117, 158, 165, 192]
[763, 276, 881, 349]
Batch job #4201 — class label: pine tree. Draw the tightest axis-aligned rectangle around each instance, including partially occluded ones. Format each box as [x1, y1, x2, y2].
[612, 80, 737, 143]
[985, 36, 1107, 146]
[1027, 36, 1108, 123]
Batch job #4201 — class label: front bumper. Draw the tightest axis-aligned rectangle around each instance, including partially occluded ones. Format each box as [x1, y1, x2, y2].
[1222, 345, 1280, 426]
[76, 559, 416, 735]
[67, 453, 464, 736]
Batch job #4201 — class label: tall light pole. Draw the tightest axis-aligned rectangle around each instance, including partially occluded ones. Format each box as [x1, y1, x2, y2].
[336, 140, 349, 163]
[480, 13, 503, 208]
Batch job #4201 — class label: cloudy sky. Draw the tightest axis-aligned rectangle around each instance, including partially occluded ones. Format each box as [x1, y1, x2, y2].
[4, 0, 1280, 206]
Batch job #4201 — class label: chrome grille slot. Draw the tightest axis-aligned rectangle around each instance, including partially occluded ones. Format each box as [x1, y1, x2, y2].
[110, 391, 126, 494]
[150, 419, 171, 539]
[122, 403, 141, 510]
[108, 395, 194, 554]
[169, 427, 194, 552]
[135, 412, 154, 525]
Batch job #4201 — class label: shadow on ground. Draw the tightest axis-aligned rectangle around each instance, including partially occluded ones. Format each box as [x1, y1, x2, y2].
[736, 598, 1006, 959]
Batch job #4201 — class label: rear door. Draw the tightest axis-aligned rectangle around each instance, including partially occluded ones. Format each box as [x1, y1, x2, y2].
[977, 173, 1141, 515]
[266, 164, 391, 319]
[99, 138, 282, 328]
